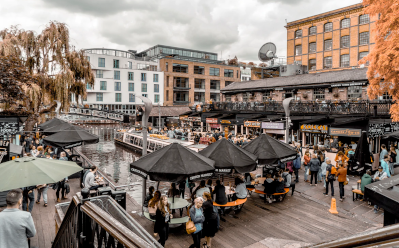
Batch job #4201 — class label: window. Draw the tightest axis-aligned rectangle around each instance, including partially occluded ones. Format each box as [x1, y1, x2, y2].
[141, 83, 147, 92]
[114, 82, 121, 91]
[174, 77, 189, 88]
[309, 42, 316, 53]
[210, 80, 220, 90]
[129, 93, 135, 102]
[309, 59, 316, 71]
[341, 18, 350, 28]
[153, 74, 159, 82]
[154, 84, 159, 93]
[225, 81, 233, 87]
[242, 94, 248, 102]
[295, 30, 302, 38]
[348, 86, 362, 99]
[166, 76, 169, 87]
[359, 14, 370, 25]
[96, 93, 103, 101]
[324, 56, 332, 69]
[381, 92, 392, 100]
[340, 54, 350, 67]
[172, 63, 188, 73]
[313, 88, 325, 100]
[100, 81, 107, 90]
[194, 79, 205, 89]
[96, 70, 103, 78]
[324, 22, 333, 32]
[113, 59, 119, 68]
[141, 73, 146, 81]
[237, 70, 239, 78]
[98, 58, 105, 67]
[154, 95, 160, 103]
[166, 90, 169, 101]
[295, 45, 302, 55]
[210, 93, 220, 102]
[128, 72, 134, 81]
[309, 26, 317, 35]
[359, 32, 369, 45]
[324, 39, 332, 51]
[165, 62, 168, 72]
[210, 67, 220, 76]
[359, 51, 369, 61]
[114, 71, 120, 80]
[142, 94, 148, 98]
[263, 92, 270, 101]
[128, 83, 134, 91]
[128, 61, 132, 69]
[115, 93, 122, 102]
[224, 69, 234, 77]
[341, 35, 350, 48]
[86, 56, 90, 62]
[86, 83, 92, 90]
[194, 66, 205, 75]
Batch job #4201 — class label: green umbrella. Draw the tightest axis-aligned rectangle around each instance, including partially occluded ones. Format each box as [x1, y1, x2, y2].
[0, 157, 83, 192]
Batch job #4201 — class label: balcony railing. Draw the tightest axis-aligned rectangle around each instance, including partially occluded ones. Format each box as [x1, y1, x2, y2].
[200, 100, 393, 116]
[173, 84, 190, 90]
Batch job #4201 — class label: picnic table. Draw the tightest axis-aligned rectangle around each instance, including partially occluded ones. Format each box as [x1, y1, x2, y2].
[168, 197, 190, 217]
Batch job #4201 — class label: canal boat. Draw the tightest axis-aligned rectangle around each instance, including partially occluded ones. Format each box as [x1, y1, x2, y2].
[115, 129, 200, 153]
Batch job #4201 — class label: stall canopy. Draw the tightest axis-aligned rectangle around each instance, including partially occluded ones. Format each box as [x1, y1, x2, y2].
[353, 131, 373, 173]
[130, 143, 215, 182]
[382, 130, 399, 140]
[199, 138, 257, 174]
[38, 118, 66, 130]
[43, 126, 99, 149]
[43, 122, 74, 135]
[243, 134, 297, 164]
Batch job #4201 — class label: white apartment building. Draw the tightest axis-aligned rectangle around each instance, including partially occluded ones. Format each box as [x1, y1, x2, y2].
[82, 48, 164, 115]
[241, 67, 251, 81]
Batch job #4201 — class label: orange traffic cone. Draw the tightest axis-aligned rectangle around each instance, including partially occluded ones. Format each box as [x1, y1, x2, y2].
[329, 198, 338, 214]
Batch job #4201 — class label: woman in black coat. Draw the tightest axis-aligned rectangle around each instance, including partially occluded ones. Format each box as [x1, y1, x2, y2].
[202, 192, 219, 247]
[154, 196, 172, 247]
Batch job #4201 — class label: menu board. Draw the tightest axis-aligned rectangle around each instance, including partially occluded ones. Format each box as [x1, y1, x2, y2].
[0, 119, 19, 136]
[368, 123, 399, 138]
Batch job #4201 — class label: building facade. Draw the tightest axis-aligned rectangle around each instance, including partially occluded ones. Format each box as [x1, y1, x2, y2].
[286, 3, 377, 72]
[136, 45, 241, 106]
[83, 48, 164, 115]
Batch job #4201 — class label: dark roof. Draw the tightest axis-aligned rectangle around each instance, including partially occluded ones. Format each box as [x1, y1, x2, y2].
[221, 68, 368, 93]
[148, 106, 191, 117]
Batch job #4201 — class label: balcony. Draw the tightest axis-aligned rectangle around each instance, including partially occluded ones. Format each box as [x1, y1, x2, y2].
[173, 101, 190, 105]
[173, 84, 191, 91]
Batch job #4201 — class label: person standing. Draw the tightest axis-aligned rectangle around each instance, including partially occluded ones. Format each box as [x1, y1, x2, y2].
[213, 180, 227, 205]
[0, 189, 36, 248]
[22, 186, 36, 212]
[179, 180, 186, 199]
[336, 162, 347, 201]
[282, 167, 295, 196]
[189, 197, 205, 248]
[143, 186, 154, 209]
[154, 196, 172, 247]
[324, 159, 336, 197]
[303, 151, 311, 183]
[320, 158, 328, 188]
[309, 154, 321, 186]
[194, 180, 210, 199]
[389, 146, 396, 175]
[56, 179, 67, 203]
[202, 192, 218, 248]
[167, 183, 179, 198]
[293, 149, 301, 183]
[36, 184, 49, 207]
[381, 155, 391, 178]
[379, 144, 388, 162]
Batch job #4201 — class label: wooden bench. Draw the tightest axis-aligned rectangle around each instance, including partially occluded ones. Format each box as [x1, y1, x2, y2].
[143, 212, 189, 225]
[352, 189, 364, 201]
[213, 198, 247, 214]
[251, 188, 290, 203]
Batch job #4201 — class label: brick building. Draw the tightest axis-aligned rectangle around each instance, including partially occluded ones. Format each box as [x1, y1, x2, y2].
[136, 45, 240, 106]
[286, 3, 377, 72]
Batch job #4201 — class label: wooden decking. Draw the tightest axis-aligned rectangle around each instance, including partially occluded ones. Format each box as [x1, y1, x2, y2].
[0, 176, 380, 248]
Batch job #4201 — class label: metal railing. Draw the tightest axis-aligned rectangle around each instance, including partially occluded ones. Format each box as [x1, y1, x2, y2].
[202, 100, 393, 116]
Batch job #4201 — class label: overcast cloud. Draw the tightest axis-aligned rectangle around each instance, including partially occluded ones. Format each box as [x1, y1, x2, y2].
[1, 0, 361, 62]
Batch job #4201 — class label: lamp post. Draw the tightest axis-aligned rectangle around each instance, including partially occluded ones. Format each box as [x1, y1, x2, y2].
[282, 97, 294, 144]
[134, 95, 153, 210]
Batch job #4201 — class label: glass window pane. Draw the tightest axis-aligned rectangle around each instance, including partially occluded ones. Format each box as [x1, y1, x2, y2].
[341, 36, 350, 48]
[324, 57, 332, 69]
[324, 39, 332, 51]
[309, 26, 317, 35]
[309, 43, 316, 53]
[359, 32, 369, 45]
[340, 54, 350, 67]
[341, 18, 350, 28]
[295, 30, 302, 38]
[324, 22, 333, 32]
[295, 45, 302, 55]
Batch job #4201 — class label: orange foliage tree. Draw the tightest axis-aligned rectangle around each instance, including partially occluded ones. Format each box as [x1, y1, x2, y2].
[362, 0, 399, 120]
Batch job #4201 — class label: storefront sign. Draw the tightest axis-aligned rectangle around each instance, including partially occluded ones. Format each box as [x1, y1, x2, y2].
[179, 115, 188, 121]
[188, 117, 201, 122]
[206, 118, 218, 124]
[368, 122, 399, 138]
[210, 124, 220, 129]
[220, 120, 231, 124]
[274, 87, 284, 91]
[331, 82, 367, 87]
[300, 124, 328, 134]
[262, 122, 285, 130]
[329, 128, 361, 137]
[244, 121, 260, 128]
[0, 140, 10, 163]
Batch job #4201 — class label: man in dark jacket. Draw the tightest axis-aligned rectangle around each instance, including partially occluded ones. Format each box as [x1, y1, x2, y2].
[293, 151, 301, 182]
[361, 170, 373, 193]
[309, 154, 321, 186]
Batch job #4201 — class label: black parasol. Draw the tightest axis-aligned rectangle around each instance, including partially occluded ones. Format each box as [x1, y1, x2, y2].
[42, 122, 74, 135]
[199, 138, 257, 174]
[43, 126, 99, 149]
[353, 131, 373, 173]
[130, 143, 215, 182]
[243, 134, 297, 165]
[38, 118, 66, 130]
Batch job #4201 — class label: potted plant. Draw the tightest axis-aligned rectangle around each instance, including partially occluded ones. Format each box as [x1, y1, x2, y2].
[333, 92, 339, 98]
[302, 93, 308, 99]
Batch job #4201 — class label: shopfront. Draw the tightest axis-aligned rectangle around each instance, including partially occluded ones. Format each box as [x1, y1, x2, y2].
[244, 121, 261, 137]
[206, 118, 221, 131]
[179, 116, 202, 129]
[261, 122, 286, 141]
[300, 124, 329, 148]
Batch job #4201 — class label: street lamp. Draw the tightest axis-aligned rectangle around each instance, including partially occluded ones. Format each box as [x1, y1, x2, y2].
[282, 97, 294, 143]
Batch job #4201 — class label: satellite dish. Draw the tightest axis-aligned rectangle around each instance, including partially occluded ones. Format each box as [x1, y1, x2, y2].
[258, 42, 277, 63]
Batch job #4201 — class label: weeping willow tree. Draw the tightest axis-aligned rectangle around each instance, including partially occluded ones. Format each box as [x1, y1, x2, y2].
[0, 21, 94, 130]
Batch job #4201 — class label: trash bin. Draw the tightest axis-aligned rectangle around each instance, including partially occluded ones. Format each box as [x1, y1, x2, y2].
[98, 187, 112, 196]
[111, 190, 126, 210]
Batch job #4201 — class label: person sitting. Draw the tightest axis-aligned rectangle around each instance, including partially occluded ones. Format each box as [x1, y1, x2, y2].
[213, 180, 227, 205]
[84, 165, 100, 190]
[232, 177, 247, 201]
[244, 173, 255, 189]
[274, 173, 285, 195]
[361, 170, 373, 199]
[167, 183, 180, 198]
[373, 166, 388, 181]
[143, 186, 155, 208]
[148, 191, 161, 220]
[263, 174, 275, 203]
[282, 167, 295, 196]
[194, 180, 210, 199]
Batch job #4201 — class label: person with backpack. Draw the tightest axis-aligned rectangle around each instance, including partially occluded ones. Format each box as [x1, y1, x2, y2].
[202, 192, 219, 248]
[324, 159, 336, 196]
[282, 167, 295, 196]
[293, 149, 301, 183]
[336, 162, 348, 201]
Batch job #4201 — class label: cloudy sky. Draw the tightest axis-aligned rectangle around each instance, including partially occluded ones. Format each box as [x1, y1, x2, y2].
[1, 0, 361, 62]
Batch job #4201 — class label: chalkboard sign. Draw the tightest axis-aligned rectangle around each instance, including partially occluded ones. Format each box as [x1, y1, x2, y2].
[368, 122, 399, 138]
[0, 139, 10, 163]
[0, 118, 19, 136]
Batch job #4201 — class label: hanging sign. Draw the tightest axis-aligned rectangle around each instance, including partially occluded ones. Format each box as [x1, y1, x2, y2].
[220, 120, 231, 124]
[300, 124, 328, 134]
[262, 122, 285, 130]
[206, 118, 218, 124]
[329, 128, 361, 137]
[331, 82, 367, 87]
[244, 121, 261, 128]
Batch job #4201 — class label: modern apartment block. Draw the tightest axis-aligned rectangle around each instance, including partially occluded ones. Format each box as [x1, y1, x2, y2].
[136, 45, 240, 106]
[83, 48, 164, 114]
[286, 3, 377, 72]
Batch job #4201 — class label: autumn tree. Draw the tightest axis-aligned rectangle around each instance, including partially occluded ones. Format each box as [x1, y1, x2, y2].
[227, 56, 239, 66]
[362, 0, 399, 120]
[0, 21, 94, 129]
